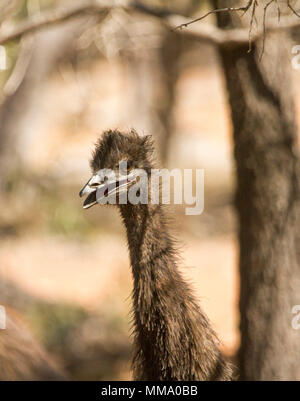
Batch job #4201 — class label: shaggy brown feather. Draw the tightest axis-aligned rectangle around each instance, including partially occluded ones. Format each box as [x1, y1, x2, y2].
[89, 129, 233, 381]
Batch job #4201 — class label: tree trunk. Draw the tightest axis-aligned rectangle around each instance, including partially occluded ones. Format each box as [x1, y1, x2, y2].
[213, 1, 300, 380]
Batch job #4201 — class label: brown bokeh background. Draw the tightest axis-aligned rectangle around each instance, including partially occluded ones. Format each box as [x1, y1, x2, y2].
[1, 1, 300, 380]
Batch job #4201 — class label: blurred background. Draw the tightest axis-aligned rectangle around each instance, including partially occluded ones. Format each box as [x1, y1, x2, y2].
[0, 0, 299, 380]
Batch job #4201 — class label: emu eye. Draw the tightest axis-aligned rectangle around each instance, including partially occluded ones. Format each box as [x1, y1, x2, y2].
[117, 160, 132, 174]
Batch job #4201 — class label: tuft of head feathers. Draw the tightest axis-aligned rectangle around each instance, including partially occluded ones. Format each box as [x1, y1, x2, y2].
[90, 129, 154, 173]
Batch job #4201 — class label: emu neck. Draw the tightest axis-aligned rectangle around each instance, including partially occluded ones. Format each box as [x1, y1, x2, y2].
[119, 203, 232, 381]
[120, 203, 173, 277]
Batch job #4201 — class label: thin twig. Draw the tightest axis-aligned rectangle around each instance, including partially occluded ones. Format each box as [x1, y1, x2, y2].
[174, 0, 255, 31]
[260, 0, 276, 60]
[248, 0, 258, 53]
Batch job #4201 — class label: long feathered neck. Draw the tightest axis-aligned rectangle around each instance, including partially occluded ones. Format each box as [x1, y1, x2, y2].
[119, 203, 232, 381]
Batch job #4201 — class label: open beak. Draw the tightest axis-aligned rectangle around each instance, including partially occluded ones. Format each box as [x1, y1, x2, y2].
[79, 172, 136, 209]
[79, 175, 100, 209]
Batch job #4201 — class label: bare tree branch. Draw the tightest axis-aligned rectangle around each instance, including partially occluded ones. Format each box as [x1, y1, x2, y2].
[173, 0, 300, 51]
[173, 0, 256, 31]
[165, 12, 300, 47]
[0, 0, 300, 48]
[0, 0, 112, 44]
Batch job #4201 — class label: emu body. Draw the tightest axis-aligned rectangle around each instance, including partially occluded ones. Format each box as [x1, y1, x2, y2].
[0, 310, 66, 381]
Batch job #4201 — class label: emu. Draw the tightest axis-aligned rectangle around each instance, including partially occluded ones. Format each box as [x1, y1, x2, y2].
[80, 129, 233, 381]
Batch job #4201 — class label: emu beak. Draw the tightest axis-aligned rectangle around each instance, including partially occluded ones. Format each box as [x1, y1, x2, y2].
[79, 174, 100, 209]
[79, 171, 137, 209]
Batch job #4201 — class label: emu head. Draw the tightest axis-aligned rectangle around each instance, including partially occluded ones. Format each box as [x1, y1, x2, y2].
[79, 129, 154, 209]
